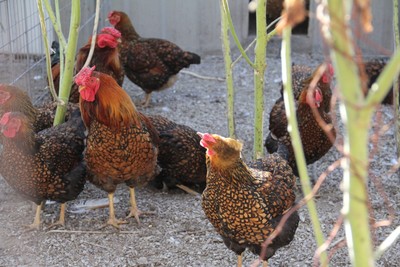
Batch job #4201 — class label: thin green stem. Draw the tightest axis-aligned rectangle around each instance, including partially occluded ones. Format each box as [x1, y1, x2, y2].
[55, 0, 64, 85]
[43, 0, 67, 47]
[36, 0, 58, 102]
[222, 0, 255, 69]
[252, 0, 267, 159]
[220, 0, 236, 138]
[327, 1, 374, 266]
[53, 0, 81, 125]
[82, 0, 101, 69]
[281, 26, 328, 266]
[393, 0, 400, 157]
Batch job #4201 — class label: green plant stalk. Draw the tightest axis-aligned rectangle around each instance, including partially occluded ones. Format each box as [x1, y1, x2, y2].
[53, 0, 81, 125]
[281, 27, 328, 266]
[55, 0, 64, 85]
[36, 0, 58, 101]
[222, 0, 255, 69]
[394, 0, 400, 157]
[219, 0, 236, 138]
[253, 0, 267, 159]
[374, 225, 400, 260]
[43, 0, 67, 47]
[327, 1, 374, 266]
[82, 0, 101, 69]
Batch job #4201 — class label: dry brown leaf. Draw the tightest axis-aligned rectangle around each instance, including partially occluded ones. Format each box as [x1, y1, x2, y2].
[275, 0, 306, 34]
[354, 0, 373, 33]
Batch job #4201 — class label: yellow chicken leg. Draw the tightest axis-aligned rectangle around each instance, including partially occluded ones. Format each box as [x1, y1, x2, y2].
[104, 192, 127, 229]
[141, 92, 152, 107]
[263, 261, 268, 267]
[126, 187, 155, 224]
[237, 253, 243, 267]
[49, 203, 66, 228]
[27, 204, 41, 230]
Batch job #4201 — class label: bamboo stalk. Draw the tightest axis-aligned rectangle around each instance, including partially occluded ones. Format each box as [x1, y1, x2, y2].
[53, 0, 81, 125]
[253, 0, 267, 159]
[326, 1, 373, 266]
[220, 0, 236, 138]
[281, 27, 328, 266]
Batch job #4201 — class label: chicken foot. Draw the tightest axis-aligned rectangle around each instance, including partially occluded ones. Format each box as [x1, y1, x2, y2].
[26, 204, 41, 230]
[102, 192, 127, 229]
[126, 187, 155, 224]
[48, 203, 66, 228]
[141, 92, 152, 107]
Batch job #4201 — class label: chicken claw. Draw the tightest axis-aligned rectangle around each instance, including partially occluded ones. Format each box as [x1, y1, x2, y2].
[25, 204, 42, 231]
[127, 187, 155, 224]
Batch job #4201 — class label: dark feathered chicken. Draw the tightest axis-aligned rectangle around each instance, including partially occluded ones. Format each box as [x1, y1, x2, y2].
[362, 57, 399, 105]
[0, 109, 86, 229]
[76, 66, 159, 228]
[265, 64, 336, 176]
[108, 11, 201, 107]
[0, 84, 79, 133]
[199, 133, 299, 266]
[147, 115, 206, 194]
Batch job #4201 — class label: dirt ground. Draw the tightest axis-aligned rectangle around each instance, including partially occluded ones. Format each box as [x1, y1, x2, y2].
[0, 36, 399, 267]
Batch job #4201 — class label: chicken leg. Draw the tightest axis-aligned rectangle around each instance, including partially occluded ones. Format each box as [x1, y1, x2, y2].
[141, 92, 152, 107]
[49, 203, 66, 228]
[237, 253, 243, 267]
[27, 204, 41, 230]
[126, 187, 155, 224]
[104, 192, 127, 229]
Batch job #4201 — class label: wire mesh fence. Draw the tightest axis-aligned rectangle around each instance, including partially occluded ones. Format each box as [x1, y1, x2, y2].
[0, 0, 112, 104]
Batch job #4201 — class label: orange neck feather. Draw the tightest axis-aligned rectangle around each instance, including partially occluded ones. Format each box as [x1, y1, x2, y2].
[80, 72, 140, 129]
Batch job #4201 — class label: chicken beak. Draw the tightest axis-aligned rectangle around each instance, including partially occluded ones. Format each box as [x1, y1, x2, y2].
[197, 132, 204, 139]
[117, 38, 122, 43]
[78, 86, 86, 92]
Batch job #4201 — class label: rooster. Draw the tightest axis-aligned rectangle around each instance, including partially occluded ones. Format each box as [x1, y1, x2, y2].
[265, 63, 336, 176]
[199, 133, 299, 266]
[76, 66, 159, 228]
[0, 109, 86, 229]
[108, 10, 201, 107]
[147, 115, 206, 194]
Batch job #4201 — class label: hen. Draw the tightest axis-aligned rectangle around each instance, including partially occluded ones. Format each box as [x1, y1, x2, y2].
[76, 66, 159, 228]
[0, 84, 79, 133]
[147, 115, 207, 194]
[362, 57, 399, 105]
[50, 41, 61, 94]
[265, 63, 336, 176]
[199, 133, 299, 266]
[0, 109, 86, 229]
[108, 10, 201, 107]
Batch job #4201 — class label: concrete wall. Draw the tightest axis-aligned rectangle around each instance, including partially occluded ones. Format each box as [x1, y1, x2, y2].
[309, 1, 395, 57]
[97, 0, 249, 55]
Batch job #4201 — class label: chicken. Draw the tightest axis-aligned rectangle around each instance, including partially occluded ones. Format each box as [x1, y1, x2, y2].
[199, 133, 299, 266]
[362, 57, 399, 105]
[0, 84, 79, 133]
[147, 115, 207, 194]
[75, 27, 125, 86]
[265, 63, 336, 177]
[108, 11, 201, 107]
[50, 28, 124, 103]
[0, 109, 86, 229]
[76, 66, 159, 228]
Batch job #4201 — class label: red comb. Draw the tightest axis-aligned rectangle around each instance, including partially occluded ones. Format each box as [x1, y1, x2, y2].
[203, 133, 216, 143]
[101, 27, 121, 38]
[107, 11, 114, 19]
[97, 34, 118, 48]
[75, 66, 96, 86]
[315, 89, 322, 102]
[0, 112, 11, 126]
